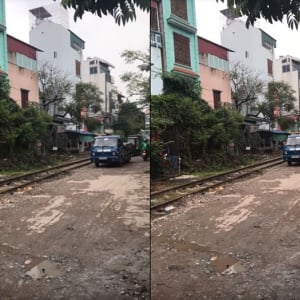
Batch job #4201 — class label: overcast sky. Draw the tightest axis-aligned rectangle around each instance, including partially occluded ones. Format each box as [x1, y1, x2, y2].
[5, 0, 149, 98]
[196, 0, 300, 59]
[6, 0, 300, 98]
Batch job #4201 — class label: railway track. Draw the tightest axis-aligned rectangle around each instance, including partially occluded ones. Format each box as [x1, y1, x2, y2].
[0, 157, 91, 195]
[151, 156, 284, 212]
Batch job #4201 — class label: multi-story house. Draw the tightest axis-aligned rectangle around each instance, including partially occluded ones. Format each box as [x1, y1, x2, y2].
[198, 36, 232, 109]
[81, 56, 118, 132]
[151, 0, 199, 92]
[29, 4, 85, 115]
[221, 17, 276, 83]
[150, 0, 163, 95]
[7, 35, 40, 107]
[274, 55, 300, 112]
[82, 57, 116, 115]
[221, 15, 276, 119]
[0, 0, 8, 74]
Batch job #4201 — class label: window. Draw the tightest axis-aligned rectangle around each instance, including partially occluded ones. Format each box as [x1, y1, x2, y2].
[89, 60, 95, 65]
[75, 60, 81, 76]
[213, 90, 221, 109]
[151, 31, 162, 47]
[171, 0, 187, 20]
[21, 89, 29, 108]
[245, 51, 249, 58]
[16, 53, 37, 71]
[292, 62, 300, 71]
[282, 65, 290, 73]
[173, 32, 190, 66]
[207, 54, 229, 72]
[150, 7, 159, 31]
[90, 66, 98, 74]
[267, 59, 273, 75]
[54, 51, 57, 58]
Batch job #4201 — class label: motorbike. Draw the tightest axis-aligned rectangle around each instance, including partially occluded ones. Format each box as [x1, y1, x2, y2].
[141, 149, 149, 161]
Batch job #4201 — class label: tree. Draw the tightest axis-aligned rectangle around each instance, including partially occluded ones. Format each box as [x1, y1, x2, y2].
[163, 72, 201, 101]
[230, 62, 265, 114]
[120, 49, 150, 105]
[39, 62, 73, 113]
[257, 81, 296, 125]
[0, 74, 10, 100]
[113, 102, 145, 137]
[63, 82, 104, 123]
[218, 0, 300, 29]
[0, 98, 51, 161]
[60, 0, 149, 25]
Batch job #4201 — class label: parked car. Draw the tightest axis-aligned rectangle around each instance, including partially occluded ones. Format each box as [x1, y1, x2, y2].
[90, 135, 131, 167]
[282, 134, 300, 166]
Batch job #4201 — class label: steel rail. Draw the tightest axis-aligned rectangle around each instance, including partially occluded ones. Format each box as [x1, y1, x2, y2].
[0, 159, 91, 195]
[151, 156, 282, 197]
[151, 157, 284, 211]
[0, 157, 90, 186]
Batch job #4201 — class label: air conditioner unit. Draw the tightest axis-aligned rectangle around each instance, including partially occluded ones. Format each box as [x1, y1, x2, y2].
[151, 32, 162, 48]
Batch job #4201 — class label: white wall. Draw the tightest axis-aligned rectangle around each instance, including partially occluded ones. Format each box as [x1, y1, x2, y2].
[151, 46, 163, 95]
[82, 57, 116, 113]
[274, 56, 300, 111]
[30, 21, 83, 85]
[221, 19, 274, 84]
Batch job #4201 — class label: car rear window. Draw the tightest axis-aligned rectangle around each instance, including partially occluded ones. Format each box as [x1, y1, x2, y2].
[286, 136, 300, 146]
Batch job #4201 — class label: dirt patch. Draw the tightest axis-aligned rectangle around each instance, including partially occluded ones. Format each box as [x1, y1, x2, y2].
[151, 163, 300, 299]
[0, 157, 150, 299]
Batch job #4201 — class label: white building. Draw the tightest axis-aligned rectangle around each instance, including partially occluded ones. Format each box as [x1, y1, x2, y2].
[29, 4, 85, 116]
[82, 56, 116, 116]
[274, 55, 300, 112]
[221, 18, 276, 83]
[220, 16, 276, 127]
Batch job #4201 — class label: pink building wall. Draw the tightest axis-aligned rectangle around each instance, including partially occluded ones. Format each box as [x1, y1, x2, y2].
[7, 35, 40, 107]
[198, 36, 232, 109]
[8, 61, 39, 107]
[200, 66, 231, 108]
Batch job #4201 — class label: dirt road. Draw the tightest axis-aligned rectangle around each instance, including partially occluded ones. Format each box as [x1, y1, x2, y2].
[0, 156, 150, 300]
[151, 163, 300, 300]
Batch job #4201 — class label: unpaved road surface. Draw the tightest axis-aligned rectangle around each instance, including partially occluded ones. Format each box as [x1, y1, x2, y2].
[0, 157, 149, 299]
[151, 163, 300, 299]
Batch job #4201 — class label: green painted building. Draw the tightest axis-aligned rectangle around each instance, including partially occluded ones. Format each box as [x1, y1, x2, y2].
[0, 0, 8, 73]
[161, 0, 199, 78]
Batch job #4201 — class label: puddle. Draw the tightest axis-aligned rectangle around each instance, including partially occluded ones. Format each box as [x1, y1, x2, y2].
[211, 255, 238, 273]
[25, 260, 62, 280]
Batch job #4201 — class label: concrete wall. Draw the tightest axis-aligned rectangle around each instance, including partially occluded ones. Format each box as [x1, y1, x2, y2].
[162, 0, 199, 75]
[221, 20, 275, 83]
[8, 52, 39, 106]
[200, 64, 231, 108]
[151, 46, 163, 95]
[0, 0, 8, 73]
[274, 56, 300, 111]
[30, 21, 83, 85]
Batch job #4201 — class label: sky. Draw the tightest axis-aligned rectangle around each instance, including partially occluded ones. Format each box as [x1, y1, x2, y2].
[196, 0, 300, 59]
[5, 0, 149, 99]
[5, 0, 300, 98]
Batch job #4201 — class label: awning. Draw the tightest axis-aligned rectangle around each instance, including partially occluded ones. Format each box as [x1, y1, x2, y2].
[79, 135, 95, 143]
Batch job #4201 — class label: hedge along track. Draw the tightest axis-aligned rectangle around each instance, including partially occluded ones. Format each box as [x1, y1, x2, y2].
[0, 158, 91, 195]
[151, 156, 284, 213]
